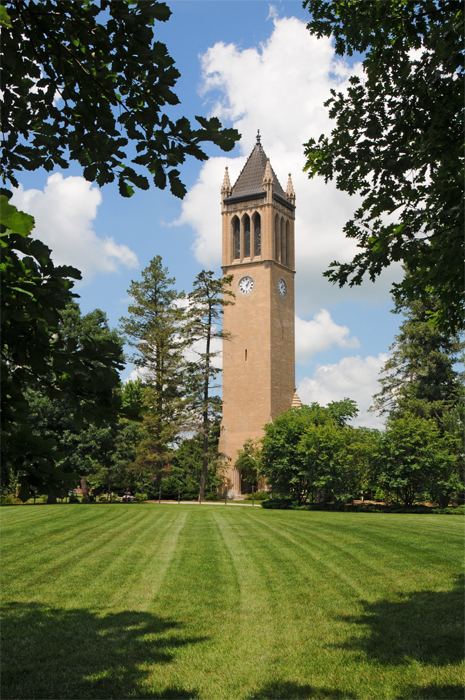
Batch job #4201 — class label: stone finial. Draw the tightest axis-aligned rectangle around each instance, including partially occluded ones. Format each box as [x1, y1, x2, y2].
[256, 129, 261, 146]
[221, 166, 232, 197]
[286, 173, 296, 203]
[262, 159, 274, 186]
[291, 390, 303, 409]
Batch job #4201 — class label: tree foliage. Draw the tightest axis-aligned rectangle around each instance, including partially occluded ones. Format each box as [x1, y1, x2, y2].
[235, 439, 263, 493]
[373, 299, 464, 425]
[304, 0, 464, 333]
[1, 195, 81, 477]
[372, 298, 464, 506]
[1, 196, 80, 403]
[120, 256, 188, 483]
[163, 427, 224, 501]
[6, 303, 124, 501]
[1, 0, 239, 198]
[186, 271, 234, 500]
[377, 414, 460, 507]
[261, 401, 368, 505]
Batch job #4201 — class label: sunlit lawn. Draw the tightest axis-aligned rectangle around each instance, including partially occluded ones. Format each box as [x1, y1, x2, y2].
[1, 504, 463, 699]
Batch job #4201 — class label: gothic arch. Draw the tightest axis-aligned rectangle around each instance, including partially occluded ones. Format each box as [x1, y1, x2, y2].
[285, 219, 290, 267]
[281, 217, 286, 265]
[274, 213, 280, 262]
[232, 216, 240, 260]
[242, 213, 251, 257]
[252, 212, 261, 257]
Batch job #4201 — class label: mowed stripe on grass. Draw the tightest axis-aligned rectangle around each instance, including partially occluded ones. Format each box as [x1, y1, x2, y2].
[1, 504, 463, 699]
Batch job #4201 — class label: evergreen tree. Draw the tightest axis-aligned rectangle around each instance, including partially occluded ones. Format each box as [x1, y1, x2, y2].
[373, 299, 464, 505]
[373, 300, 463, 425]
[120, 257, 188, 486]
[186, 271, 233, 501]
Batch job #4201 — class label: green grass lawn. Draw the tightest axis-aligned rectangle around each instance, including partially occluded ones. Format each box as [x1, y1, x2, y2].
[1, 504, 463, 699]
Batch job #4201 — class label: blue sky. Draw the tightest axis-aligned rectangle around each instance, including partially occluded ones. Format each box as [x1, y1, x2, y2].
[13, 1, 403, 428]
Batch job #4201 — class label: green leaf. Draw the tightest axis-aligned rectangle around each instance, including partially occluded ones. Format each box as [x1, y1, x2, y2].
[118, 179, 135, 198]
[168, 171, 186, 199]
[0, 196, 35, 236]
[152, 2, 171, 22]
[0, 4, 12, 28]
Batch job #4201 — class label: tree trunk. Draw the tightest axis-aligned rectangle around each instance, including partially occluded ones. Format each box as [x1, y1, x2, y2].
[198, 309, 212, 502]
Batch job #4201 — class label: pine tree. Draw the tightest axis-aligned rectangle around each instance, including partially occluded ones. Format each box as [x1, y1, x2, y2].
[373, 300, 463, 425]
[186, 271, 233, 501]
[120, 256, 188, 485]
[373, 298, 464, 505]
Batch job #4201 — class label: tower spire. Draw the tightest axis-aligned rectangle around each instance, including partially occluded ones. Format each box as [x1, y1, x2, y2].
[221, 165, 232, 198]
[286, 173, 296, 204]
[262, 159, 274, 186]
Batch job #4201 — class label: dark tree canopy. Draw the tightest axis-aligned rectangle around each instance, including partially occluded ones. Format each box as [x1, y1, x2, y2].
[373, 299, 464, 424]
[1, 0, 239, 198]
[3, 302, 124, 500]
[304, 0, 464, 333]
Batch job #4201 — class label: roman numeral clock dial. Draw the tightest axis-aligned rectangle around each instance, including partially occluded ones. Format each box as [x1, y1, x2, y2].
[239, 276, 254, 294]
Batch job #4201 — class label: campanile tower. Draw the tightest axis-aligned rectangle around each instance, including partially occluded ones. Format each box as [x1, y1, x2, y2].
[219, 132, 296, 495]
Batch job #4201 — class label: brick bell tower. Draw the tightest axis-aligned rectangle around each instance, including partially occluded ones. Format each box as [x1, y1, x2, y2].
[219, 131, 297, 496]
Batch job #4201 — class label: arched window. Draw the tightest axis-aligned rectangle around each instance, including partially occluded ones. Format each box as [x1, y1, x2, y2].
[232, 216, 240, 259]
[286, 220, 290, 267]
[274, 214, 280, 262]
[253, 212, 261, 256]
[243, 214, 251, 257]
[281, 218, 287, 265]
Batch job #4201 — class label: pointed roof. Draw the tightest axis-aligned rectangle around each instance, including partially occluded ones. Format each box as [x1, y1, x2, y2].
[221, 166, 232, 195]
[286, 173, 295, 200]
[230, 131, 286, 199]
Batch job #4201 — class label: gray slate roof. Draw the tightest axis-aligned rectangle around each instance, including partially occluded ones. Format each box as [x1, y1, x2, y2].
[231, 142, 286, 199]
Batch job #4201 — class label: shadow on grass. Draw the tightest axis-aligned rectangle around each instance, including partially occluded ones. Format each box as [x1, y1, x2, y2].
[1, 602, 204, 698]
[339, 574, 464, 667]
[398, 684, 465, 699]
[248, 681, 356, 699]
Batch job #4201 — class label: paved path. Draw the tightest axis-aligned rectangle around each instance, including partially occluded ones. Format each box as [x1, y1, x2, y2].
[147, 499, 259, 508]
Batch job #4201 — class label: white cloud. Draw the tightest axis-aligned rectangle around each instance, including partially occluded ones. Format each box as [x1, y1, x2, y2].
[267, 4, 279, 21]
[296, 309, 359, 362]
[298, 353, 388, 428]
[177, 14, 401, 313]
[12, 173, 138, 279]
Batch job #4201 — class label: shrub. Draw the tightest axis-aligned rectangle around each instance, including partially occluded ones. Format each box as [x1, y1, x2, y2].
[432, 505, 465, 515]
[205, 493, 220, 501]
[244, 491, 269, 501]
[0, 494, 18, 506]
[68, 494, 80, 504]
[81, 494, 95, 503]
[261, 497, 295, 509]
[134, 492, 147, 502]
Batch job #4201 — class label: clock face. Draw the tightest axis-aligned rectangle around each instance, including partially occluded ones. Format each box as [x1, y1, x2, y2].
[278, 278, 287, 297]
[239, 276, 254, 295]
